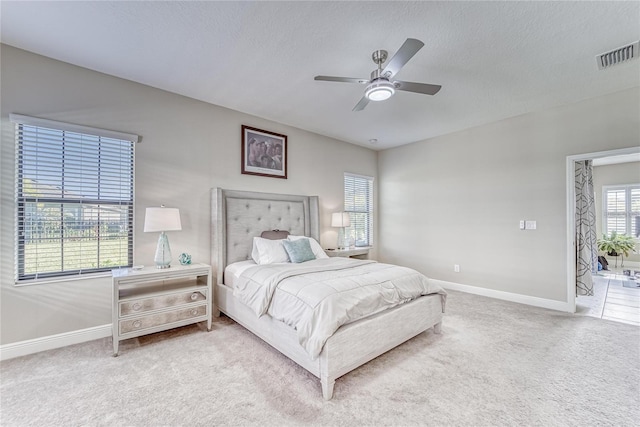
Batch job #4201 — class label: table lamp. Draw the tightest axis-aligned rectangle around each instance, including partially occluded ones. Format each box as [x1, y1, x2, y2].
[144, 206, 182, 268]
[331, 212, 351, 250]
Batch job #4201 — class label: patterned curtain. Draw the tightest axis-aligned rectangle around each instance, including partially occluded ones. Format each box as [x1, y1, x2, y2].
[575, 160, 597, 296]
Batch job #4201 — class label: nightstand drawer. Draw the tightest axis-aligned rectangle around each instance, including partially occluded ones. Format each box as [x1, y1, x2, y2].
[119, 289, 207, 316]
[119, 304, 207, 335]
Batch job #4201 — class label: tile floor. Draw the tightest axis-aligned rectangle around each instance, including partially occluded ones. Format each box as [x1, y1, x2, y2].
[576, 268, 640, 326]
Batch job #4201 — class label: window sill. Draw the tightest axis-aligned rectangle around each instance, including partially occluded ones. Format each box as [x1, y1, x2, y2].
[14, 271, 113, 287]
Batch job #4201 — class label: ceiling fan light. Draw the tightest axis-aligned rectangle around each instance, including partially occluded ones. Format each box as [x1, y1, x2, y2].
[365, 80, 395, 101]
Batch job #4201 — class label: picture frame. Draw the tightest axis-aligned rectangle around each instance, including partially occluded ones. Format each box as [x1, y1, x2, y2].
[241, 125, 287, 179]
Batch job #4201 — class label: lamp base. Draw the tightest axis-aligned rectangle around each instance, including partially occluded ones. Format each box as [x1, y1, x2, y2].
[337, 227, 348, 250]
[154, 232, 173, 269]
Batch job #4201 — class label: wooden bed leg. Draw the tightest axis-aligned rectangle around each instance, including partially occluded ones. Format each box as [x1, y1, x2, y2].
[433, 322, 442, 334]
[321, 378, 335, 400]
[213, 307, 221, 318]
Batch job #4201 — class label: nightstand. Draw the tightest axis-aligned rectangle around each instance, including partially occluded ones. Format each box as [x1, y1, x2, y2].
[111, 263, 212, 356]
[324, 247, 371, 259]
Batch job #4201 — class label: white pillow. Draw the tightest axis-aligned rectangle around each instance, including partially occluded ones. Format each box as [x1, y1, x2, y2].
[251, 237, 290, 265]
[287, 235, 328, 259]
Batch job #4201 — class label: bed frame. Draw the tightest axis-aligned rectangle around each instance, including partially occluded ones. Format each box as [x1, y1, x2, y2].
[210, 188, 443, 399]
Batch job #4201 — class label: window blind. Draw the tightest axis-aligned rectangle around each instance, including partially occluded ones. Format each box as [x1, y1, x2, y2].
[603, 184, 640, 238]
[344, 173, 374, 247]
[633, 187, 640, 238]
[12, 114, 137, 281]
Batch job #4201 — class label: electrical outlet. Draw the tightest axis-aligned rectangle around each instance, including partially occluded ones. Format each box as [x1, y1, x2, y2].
[525, 220, 537, 230]
[454, 264, 460, 273]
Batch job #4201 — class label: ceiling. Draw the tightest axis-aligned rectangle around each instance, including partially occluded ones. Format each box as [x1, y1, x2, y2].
[1, 1, 639, 150]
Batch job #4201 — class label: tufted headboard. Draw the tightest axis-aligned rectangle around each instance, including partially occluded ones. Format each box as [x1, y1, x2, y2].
[211, 188, 320, 285]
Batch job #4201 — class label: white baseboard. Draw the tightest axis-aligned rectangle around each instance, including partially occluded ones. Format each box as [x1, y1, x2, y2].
[0, 324, 111, 361]
[433, 279, 572, 313]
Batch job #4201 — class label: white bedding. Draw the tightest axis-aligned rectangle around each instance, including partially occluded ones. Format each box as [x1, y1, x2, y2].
[224, 260, 261, 288]
[232, 258, 446, 359]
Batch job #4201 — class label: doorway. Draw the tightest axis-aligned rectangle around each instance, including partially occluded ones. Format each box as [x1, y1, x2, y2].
[566, 146, 640, 316]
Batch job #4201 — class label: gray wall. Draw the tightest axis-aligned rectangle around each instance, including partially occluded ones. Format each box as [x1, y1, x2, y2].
[0, 45, 377, 345]
[378, 87, 640, 303]
[593, 161, 640, 265]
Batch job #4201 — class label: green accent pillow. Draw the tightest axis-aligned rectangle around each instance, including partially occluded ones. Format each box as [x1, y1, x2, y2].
[282, 238, 316, 263]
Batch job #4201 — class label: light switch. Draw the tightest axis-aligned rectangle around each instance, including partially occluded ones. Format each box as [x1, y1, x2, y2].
[525, 220, 537, 230]
[519, 220, 526, 230]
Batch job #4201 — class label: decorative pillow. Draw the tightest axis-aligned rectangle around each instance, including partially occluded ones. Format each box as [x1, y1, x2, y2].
[287, 235, 329, 259]
[251, 237, 290, 265]
[261, 229, 290, 240]
[282, 238, 316, 263]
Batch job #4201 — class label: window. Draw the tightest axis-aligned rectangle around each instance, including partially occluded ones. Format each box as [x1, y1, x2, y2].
[344, 173, 374, 247]
[603, 184, 640, 238]
[12, 114, 138, 281]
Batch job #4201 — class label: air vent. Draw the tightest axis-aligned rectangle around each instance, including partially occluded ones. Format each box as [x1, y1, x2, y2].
[596, 41, 639, 70]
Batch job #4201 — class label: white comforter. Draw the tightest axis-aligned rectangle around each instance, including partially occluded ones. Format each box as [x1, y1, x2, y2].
[232, 258, 446, 359]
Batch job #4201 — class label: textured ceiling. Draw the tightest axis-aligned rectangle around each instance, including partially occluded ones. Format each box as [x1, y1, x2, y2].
[1, 1, 639, 150]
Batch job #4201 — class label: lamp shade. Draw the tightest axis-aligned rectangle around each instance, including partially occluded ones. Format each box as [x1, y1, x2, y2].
[144, 207, 182, 232]
[331, 212, 351, 228]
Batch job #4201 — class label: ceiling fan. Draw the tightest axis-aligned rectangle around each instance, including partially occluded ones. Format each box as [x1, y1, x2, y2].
[314, 38, 441, 111]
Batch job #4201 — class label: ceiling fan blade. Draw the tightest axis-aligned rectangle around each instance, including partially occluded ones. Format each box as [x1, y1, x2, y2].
[352, 96, 370, 111]
[394, 80, 442, 95]
[315, 76, 369, 84]
[382, 38, 425, 78]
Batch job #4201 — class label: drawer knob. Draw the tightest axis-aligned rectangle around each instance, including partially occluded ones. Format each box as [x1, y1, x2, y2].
[191, 309, 198, 316]
[132, 303, 141, 311]
[190, 293, 199, 301]
[132, 320, 142, 329]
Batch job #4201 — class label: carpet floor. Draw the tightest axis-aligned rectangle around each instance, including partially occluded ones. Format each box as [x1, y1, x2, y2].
[1, 290, 638, 426]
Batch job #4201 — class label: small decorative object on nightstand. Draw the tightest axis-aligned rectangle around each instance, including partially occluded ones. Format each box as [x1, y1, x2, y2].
[111, 263, 212, 356]
[325, 247, 370, 259]
[144, 206, 182, 269]
[178, 253, 192, 265]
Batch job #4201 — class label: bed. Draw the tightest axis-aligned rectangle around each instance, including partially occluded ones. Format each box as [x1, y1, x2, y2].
[210, 188, 445, 399]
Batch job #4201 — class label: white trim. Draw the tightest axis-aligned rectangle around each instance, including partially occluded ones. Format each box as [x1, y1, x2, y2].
[15, 271, 112, 287]
[593, 152, 640, 166]
[566, 146, 640, 315]
[9, 113, 140, 143]
[433, 279, 572, 313]
[566, 155, 578, 313]
[0, 324, 111, 361]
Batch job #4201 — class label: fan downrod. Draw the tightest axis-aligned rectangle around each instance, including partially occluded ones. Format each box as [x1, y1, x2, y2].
[371, 50, 388, 67]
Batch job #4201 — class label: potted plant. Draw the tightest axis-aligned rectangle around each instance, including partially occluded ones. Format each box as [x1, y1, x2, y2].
[597, 231, 637, 267]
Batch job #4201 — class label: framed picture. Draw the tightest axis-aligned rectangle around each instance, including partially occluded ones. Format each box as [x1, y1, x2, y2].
[241, 125, 287, 179]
